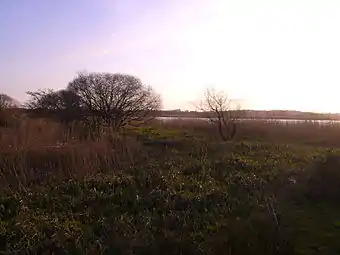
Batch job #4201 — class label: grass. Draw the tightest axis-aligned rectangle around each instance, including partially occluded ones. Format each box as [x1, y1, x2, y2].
[1, 117, 340, 254]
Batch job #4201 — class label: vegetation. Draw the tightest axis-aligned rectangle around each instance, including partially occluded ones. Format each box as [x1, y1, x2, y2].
[1, 75, 340, 254]
[0, 94, 16, 110]
[26, 72, 161, 129]
[196, 88, 241, 141]
[0, 94, 18, 127]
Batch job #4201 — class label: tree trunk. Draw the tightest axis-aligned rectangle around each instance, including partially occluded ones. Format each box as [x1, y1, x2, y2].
[217, 120, 227, 141]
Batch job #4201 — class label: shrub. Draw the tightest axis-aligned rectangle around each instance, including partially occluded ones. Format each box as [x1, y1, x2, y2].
[305, 154, 340, 204]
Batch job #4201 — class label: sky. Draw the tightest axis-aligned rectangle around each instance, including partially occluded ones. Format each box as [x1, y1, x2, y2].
[1, 0, 340, 112]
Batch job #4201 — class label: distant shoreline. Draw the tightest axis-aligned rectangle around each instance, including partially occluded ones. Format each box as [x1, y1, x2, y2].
[6, 108, 340, 121]
[157, 110, 340, 121]
[157, 116, 340, 123]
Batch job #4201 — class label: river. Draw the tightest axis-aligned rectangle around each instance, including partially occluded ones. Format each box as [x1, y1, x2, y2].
[157, 117, 340, 125]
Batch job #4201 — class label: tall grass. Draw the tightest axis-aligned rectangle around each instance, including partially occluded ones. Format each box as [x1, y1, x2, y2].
[0, 118, 141, 190]
[1, 117, 340, 189]
[2, 116, 340, 253]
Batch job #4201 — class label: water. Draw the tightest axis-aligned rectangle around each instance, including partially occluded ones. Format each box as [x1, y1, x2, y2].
[157, 117, 340, 125]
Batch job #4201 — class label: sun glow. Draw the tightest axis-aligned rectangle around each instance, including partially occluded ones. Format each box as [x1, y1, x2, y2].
[2, 0, 340, 113]
[158, 0, 340, 113]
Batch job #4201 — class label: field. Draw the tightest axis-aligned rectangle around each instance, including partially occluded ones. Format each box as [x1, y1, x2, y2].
[1, 116, 340, 254]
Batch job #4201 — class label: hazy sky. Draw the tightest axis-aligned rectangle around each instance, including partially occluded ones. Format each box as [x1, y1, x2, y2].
[1, 0, 340, 112]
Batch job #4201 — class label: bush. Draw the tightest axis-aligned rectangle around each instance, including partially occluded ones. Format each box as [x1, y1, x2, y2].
[305, 153, 340, 204]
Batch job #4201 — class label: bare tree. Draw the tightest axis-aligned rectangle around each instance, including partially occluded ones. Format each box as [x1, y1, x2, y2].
[26, 89, 60, 110]
[26, 89, 82, 124]
[0, 93, 18, 127]
[67, 72, 161, 128]
[197, 88, 241, 141]
[0, 94, 16, 110]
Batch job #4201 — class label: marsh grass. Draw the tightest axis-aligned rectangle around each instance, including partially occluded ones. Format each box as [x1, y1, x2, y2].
[158, 119, 340, 147]
[0, 118, 142, 190]
[1, 117, 340, 254]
